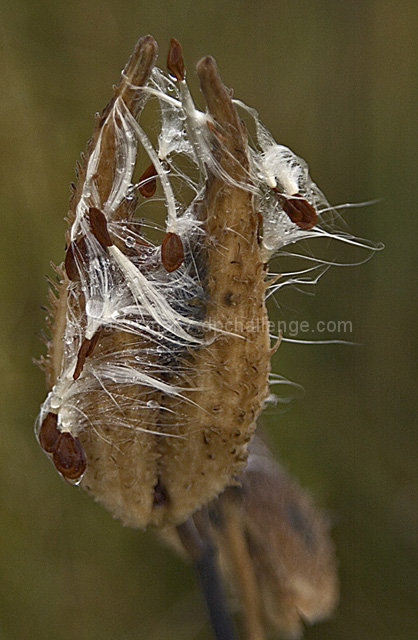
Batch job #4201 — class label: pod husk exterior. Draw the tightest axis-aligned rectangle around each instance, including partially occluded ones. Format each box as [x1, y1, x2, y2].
[41, 38, 270, 528]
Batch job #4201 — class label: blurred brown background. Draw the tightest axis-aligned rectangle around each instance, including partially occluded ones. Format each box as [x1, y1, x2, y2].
[0, 1, 416, 638]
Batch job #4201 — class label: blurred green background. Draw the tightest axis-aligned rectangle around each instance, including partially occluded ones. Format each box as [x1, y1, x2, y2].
[0, 1, 416, 638]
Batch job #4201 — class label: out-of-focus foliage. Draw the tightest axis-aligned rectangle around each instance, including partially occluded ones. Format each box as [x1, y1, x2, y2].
[0, 1, 416, 638]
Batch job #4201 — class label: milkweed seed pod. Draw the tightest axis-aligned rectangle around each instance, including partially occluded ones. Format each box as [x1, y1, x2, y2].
[37, 35, 273, 528]
[36, 36, 368, 532]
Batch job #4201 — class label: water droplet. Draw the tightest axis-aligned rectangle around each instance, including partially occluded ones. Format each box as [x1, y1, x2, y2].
[86, 296, 104, 319]
[50, 395, 61, 410]
[125, 236, 136, 248]
[146, 400, 160, 410]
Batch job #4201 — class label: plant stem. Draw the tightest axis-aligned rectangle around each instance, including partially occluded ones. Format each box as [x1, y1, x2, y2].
[177, 515, 240, 640]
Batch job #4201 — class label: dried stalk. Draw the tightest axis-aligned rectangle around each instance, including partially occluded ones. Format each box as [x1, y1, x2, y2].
[177, 514, 239, 640]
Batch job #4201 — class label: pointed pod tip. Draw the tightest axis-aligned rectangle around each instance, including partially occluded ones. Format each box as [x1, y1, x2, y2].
[122, 35, 158, 91]
[135, 34, 158, 56]
[196, 55, 217, 71]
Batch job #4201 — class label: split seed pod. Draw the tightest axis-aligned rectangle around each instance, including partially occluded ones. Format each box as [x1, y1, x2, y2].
[37, 36, 271, 525]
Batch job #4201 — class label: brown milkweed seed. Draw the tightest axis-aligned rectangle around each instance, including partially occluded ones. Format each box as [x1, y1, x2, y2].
[167, 37, 185, 82]
[88, 207, 113, 247]
[279, 191, 318, 230]
[38, 412, 60, 453]
[161, 232, 184, 272]
[53, 433, 87, 480]
[138, 163, 157, 198]
[64, 236, 88, 281]
[73, 337, 92, 380]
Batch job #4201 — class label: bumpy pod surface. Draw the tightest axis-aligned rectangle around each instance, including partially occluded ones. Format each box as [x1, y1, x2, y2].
[37, 36, 354, 529]
[37, 37, 272, 527]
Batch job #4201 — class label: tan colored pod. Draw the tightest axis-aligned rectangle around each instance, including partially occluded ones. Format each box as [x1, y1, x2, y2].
[38, 36, 270, 528]
[152, 56, 270, 525]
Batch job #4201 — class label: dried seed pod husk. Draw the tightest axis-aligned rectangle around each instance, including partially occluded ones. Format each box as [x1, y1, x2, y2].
[151, 56, 270, 525]
[38, 37, 270, 528]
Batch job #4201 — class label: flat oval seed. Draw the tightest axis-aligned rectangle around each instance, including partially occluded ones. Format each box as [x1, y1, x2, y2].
[39, 412, 60, 453]
[53, 433, 87, 480]
[64, 237, 88, 281]
[282, 194, 317, 230]
[88, 207, 113, 247]
[167, 38, 185, 82]
[64, 244, 79, 281]
[86, 329, 101, 357]
[138, 163, 157, 198]
[161, 232, 184, 272]
[73, 337, 91, 380]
